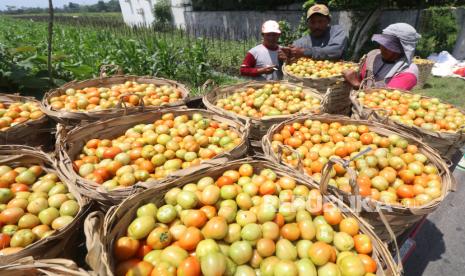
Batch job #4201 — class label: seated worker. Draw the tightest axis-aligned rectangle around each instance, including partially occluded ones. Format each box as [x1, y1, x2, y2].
[240, 20, 283, 81]
[281, 4, 348, 61]
[344, 23, 422, 91]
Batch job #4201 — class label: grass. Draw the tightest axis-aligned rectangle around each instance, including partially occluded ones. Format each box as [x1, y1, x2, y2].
[414, 76, 465, 109]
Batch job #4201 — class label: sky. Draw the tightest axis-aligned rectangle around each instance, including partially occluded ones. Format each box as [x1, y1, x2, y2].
[0, 0, 109, 11]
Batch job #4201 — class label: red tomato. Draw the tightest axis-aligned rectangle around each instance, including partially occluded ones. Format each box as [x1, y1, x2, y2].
[177, 256, 201, 276]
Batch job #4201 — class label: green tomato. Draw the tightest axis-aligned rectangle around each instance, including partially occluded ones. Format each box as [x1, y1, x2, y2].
[10, 229, 36, 247]
[228, 241, 253, 265]
[296, 240, 313, 259]
[273, 260, 298, 276]
[137, 203, 158, 218]
[157, 205, 177, 224]
[260, 256, 279, 276]
[38, 207, 60, 226]
[316, 224, 335, 243]
[275, 239, 297, 261]
[318, 263, 342, 276]
[201, 252, 226, 276]
[160, 245, 188, 268]
[127, 216, 156, 239]
[176, 190, 198, 209]
[241, 223, 262, 241]
[195, 239, 220, 258]
[296, 258, 317, 276]
[333, 232, 354, 252]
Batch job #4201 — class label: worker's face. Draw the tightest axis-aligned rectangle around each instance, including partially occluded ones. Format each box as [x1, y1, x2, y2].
[380, 45, 402, 62]
[263, 33, 280, 47]
[308, 14, 330, 37]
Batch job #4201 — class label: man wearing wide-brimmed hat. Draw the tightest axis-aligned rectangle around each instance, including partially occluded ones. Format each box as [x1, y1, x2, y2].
[281, 4, 348, 61]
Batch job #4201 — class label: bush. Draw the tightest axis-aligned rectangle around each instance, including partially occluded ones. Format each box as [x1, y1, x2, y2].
[153, 0, 173, 29]
[416, 7, 459, 57]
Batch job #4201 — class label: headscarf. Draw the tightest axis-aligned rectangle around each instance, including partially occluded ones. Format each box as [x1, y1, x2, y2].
[370, 23, 421, 80]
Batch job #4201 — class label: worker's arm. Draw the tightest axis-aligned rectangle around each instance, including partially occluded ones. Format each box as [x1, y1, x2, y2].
[240, 52, 275, 76]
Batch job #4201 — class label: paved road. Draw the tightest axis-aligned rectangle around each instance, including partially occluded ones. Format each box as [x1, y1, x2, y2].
[404, 168, 465, 276]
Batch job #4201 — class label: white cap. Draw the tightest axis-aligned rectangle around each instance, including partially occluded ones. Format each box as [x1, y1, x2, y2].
[262, 20, 281, 34]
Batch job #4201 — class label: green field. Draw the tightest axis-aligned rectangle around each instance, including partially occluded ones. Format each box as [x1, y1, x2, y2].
[414, 76, 465, 109]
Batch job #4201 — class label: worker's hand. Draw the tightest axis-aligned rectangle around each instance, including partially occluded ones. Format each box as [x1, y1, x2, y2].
[343, 69, 361, 89]
[289, 46, 305, 58]
[278, 49, 288, 61]
[257, 65, 276, 75]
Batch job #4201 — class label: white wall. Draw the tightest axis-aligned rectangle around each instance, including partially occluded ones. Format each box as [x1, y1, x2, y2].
[119, 0, 191, 28]
[119, 0, 156, 26]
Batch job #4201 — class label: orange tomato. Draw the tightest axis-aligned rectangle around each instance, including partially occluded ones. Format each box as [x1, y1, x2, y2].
[178, 227, 203, 251]
[199, 206, 216, 219]
[358, 254, 377, 273]
[396, 184, 415, 198]
[360, 133, 373, 145]
[177, 256, 201, 276]
[259, 181, 277, 195]
[238, 164, 253, 177]
[280, 223, 300, 241]
[182, 210, 208, 228]
[114, 237, 140, 261]
[339, 217, 360, 236]
[273, 213, 285, 227]
[216, 176, 234, 187]
[147, 226, 172, 250]
[136, 241, 152, 258]
[115, 258, 139, 276]
[323, 204, 343, 225]
[354, 234, 373, 254]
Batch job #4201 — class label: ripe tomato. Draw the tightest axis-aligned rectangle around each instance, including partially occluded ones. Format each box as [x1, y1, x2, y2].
[354, 234, 373, 254]
[238, 164, 253, 177]
[182, 210, 208, 228]
[178, 227, 203, 251]
[114, 237, 140, 261]
[147, 226, 172, 250]
[280, 223, 300, 241]
[396, 184, 415, 199]
[103, 147, 122, 159]
[256, 238, 275, 257]
[135, 241, 152, 259]
[177, 256, 201, 276]
[339, 217, 360, 236]
[216, 176, 233, 187]
[360, 133, 373, 145]
[323, 204, 342, 225]
[115, 258, 139, 276]
[358, 254, 377, 273]
[0, 233, 11, 249]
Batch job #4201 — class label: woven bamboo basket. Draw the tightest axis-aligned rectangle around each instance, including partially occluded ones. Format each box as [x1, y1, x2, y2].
[350, 88, 465, 162]
[262, 114, 454, 241]
[203, 81, 323, 143]
[0, 257, 90, 276]
[282, 62, 355, 115]
[41, 72, 189, 126]
[0, 145, 91, 265]
[413, 57, 434, 89]
[84, 157, 400, 276]
[57, 108, 249, 208]
[0, 93, 51, 148]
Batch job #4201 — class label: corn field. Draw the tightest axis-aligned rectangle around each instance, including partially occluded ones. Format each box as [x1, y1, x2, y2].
[0, 15, 259, 97]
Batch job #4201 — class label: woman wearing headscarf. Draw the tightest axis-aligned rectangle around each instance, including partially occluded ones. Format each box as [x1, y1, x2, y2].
[344, 23, 421, 91]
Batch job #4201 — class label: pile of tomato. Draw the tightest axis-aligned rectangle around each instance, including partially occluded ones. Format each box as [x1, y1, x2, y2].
[357, 89, 465, 133]
[215, 83, 321, 118]
[271, 119, 443, 207]
[0, 165, 79, 255]
[285, 58, 357, 79]
[113, 164, 379, 276]
[73, 113, 242, 190]
[49, 81, 183, 112]
[0, 101, 44, 131]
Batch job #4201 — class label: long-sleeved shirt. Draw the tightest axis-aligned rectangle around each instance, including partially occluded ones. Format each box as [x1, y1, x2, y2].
[240, 44, 283, 81]
[292, 25, 348, 60]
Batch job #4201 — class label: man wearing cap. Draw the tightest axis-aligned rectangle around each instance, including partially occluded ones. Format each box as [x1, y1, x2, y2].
[283, 4, 348, 61]
[240, 20, 283, 80]
[344, 23, 421, 90]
